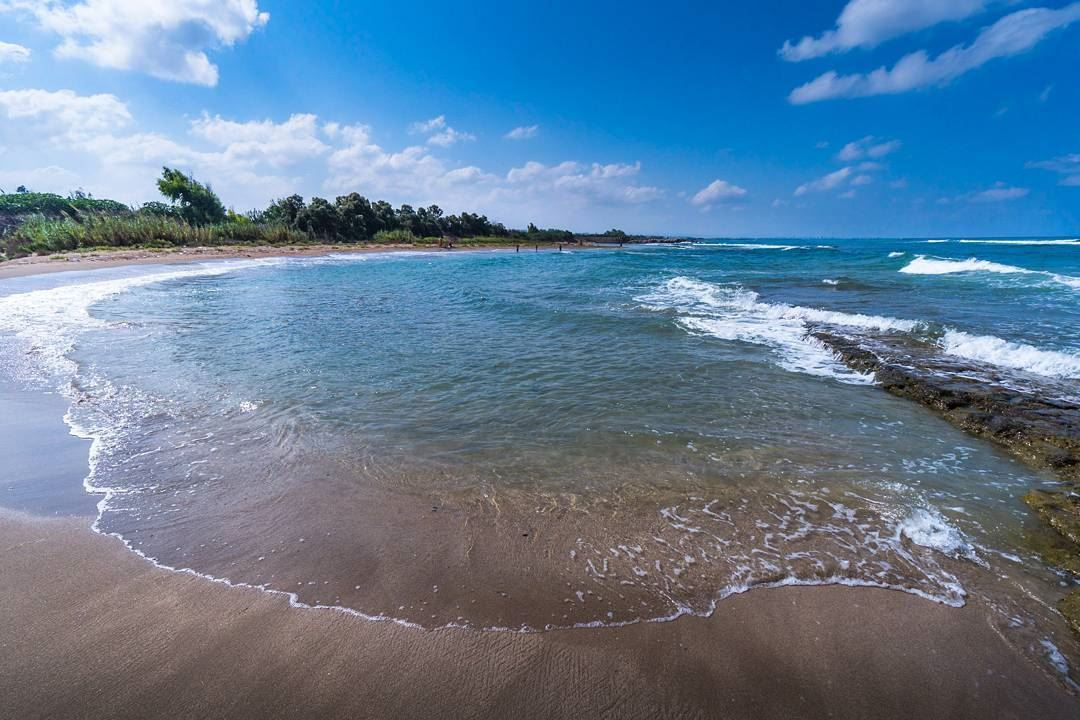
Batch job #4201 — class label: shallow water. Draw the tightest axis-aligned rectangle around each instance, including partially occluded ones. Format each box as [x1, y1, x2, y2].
[0, 240, 1077, 673]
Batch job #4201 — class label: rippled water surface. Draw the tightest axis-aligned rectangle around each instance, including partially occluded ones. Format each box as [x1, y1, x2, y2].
[0, 240, 1077, 673]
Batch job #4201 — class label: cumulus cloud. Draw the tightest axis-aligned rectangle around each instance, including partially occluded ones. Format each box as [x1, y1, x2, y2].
[780, 0, 990, 61]
[190, 113, 329, 166]
[1, 86, 666, 225]
[1028, 153, 1080, 186]
[0, 87, 131, 141]
[505, 125, 539, 141]
[837, 136, 902, 162]
[789, 4, 1080, 104]
[0, 40, 31, 63]
[0, 0, 269, 86]
[690, 179, 748, 210]
[505, 160, 662, 205]
[409, 115, 475, 147]
[794, 167, 854, 196]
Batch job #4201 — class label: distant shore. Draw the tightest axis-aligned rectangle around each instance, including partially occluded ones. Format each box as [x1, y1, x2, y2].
[0, 241, 603, 280]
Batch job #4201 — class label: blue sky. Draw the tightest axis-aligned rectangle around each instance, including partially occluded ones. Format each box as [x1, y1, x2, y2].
[0, 0, 1077, 237]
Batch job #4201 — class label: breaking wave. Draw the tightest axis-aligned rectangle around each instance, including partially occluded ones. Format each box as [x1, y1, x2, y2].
[900, 255, 1080, 290]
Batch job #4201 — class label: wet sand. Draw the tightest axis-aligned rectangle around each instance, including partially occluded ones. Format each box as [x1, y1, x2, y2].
[1, 509, 1076, 719]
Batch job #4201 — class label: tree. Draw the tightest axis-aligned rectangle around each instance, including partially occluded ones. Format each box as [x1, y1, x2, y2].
[156, 167, 227, 226]
[295, 197, 341, 239]
[261, 194, 307, 226]
[334, 193, 372, 241]
[16, 185, 28, 194]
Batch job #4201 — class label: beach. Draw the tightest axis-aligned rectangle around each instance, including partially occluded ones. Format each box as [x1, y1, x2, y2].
[1, 243, 1078, 718]
[3, 508, 1077, 720]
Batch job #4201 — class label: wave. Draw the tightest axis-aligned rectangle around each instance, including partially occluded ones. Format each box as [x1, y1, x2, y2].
[691, 242, 834, 251]
[888, 251, 906, 258]
[0, 260, 283, 386]
[641, 276, 1079, 382]
[957, 239, 1079, 246]
[637, 276, 918, 384]
[941, 331, 1080, 379]
[900, 255, 1080, 290]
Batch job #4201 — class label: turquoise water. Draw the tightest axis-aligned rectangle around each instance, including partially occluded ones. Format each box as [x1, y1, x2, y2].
[0, 239, 1077, 647]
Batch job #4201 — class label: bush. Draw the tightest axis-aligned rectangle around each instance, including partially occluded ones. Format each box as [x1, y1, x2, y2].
[372, 228, 418, 244]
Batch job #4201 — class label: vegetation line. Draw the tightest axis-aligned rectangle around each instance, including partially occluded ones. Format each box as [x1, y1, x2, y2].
[1, 169, 651, 261]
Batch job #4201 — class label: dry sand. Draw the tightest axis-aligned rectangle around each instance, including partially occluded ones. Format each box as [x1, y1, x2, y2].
[1, 509, 1076, 720]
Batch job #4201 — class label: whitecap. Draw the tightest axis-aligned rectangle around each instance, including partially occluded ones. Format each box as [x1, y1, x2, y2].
[957, 238, 1079, 246]
[941, 331, 1080, 379]
[900, 255, 1079, 290]
[637, 276, 918, 384]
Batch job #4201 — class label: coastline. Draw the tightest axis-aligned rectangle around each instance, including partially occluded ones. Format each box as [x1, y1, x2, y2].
[0, 242, 553, 280]
[2, 508, 1076, 720]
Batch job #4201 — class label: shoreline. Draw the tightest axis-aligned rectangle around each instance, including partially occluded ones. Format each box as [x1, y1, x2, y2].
[0, 242, 568, 280]
[2, 508, 1076, 719]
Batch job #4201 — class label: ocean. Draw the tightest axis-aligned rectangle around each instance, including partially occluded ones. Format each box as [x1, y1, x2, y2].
[0, 238, 1077, 667]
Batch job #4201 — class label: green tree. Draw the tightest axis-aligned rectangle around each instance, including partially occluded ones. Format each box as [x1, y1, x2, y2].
[295, 197, 341, 239]
[156, 167, 227, 226]
[334, 193, 372, 241]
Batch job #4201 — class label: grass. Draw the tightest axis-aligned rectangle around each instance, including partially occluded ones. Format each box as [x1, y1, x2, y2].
[3, 215, 310, 259]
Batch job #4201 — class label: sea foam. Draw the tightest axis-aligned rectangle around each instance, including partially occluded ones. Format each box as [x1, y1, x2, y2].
[638, 276, 917, 384]
[941, 331, 1080, 379]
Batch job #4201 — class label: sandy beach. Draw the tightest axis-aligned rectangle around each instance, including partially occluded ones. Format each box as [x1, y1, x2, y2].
[0, 243, 556, 280]
[2, 509, 1076, 720]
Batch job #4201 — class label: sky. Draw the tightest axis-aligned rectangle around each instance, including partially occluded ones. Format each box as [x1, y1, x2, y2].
[0, 0, 1077, 237]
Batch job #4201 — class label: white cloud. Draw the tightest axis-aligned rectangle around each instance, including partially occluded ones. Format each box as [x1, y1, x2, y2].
[0, 86, 666, 225]
[0, 40, 31, 63]
[1028, 153, 1080, 186]
[505, 125, 539, 141]
[851, 174, 874, 186]
[780, 0, 990, 61]
[971, 182, 1030, 201]
[409, 115, 446, 134]
[690, 179, 748, 210]
[837, 136, 902, 162]
[0, 164, 80, 192]
[505, 160, 662, 205]
[795, 167, 853, 196]
[1039, 84, 1054, 102]
[409, 115, 475, 147]
[1, 0, 268, 86]
[0, 87, 131, 141]
[190, 113, 329, 166]
[789, 4, 1080, 104]
[427, 127, 475, 148]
